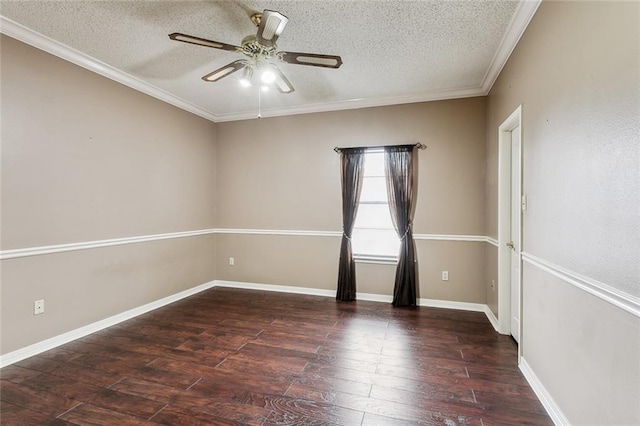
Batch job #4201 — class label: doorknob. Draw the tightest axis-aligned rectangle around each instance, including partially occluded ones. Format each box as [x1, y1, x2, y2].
[506, 241, 515, 250]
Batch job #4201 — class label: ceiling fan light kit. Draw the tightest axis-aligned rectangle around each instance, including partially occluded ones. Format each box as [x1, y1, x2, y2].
[168, 9, 342, 94]
[261, 65, 277, 84]
[239, 67, 253, 87]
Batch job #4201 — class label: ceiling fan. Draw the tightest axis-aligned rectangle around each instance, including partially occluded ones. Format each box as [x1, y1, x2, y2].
[169, 9, 343, 94]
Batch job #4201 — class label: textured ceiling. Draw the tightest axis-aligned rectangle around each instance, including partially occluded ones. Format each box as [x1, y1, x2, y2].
[0, 1, 539, 122]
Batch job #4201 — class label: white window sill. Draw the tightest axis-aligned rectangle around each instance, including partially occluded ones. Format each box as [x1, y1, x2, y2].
[353, 255, 398, 265]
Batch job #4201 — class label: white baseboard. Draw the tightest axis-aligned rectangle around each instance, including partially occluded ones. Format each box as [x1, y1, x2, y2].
[0, 280, 216, 368]
[214, 280, 336, 298]
[215, 279, 396, 303]
[418, 297, 487, 313]
[484, 306, 501, 332]
[520, 357, 570, 425]
[0, 279, 493, 368]
[214, 280, 488, 313]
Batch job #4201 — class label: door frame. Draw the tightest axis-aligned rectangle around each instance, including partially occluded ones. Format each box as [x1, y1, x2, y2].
[497, 106, 523, 350]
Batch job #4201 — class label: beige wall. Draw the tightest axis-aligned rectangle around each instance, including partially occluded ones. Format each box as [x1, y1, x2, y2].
[485, 1, 639, 423]
[0, 36, 219, 354]
[215, 99, 487, 302]
[0, 36, 489, 355]
[5, 5, 638, 423]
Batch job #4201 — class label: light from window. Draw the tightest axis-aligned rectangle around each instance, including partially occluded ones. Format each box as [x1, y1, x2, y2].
[352, 151, 400, 259]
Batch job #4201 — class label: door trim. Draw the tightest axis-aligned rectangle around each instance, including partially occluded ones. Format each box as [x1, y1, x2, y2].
[498, 106, 523, 344]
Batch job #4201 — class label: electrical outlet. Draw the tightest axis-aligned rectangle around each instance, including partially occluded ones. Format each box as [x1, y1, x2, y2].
[442, 271, 449, 281]
[34, 299, 45, 315]
[229, 257, 235, 266]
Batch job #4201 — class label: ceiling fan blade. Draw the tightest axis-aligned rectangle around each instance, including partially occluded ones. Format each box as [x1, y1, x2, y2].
[256, 10, 288, 47]
[279, 51, 343, 69]
[269, 65, 295, 94]
[202, 60, 247, 82]
[169, 33, 239, 52]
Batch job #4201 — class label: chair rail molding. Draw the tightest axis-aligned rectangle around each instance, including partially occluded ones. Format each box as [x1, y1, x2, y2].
[0, 228, 496, 260]
[0, 229, 218, 260]
[522, 252, 639, 317]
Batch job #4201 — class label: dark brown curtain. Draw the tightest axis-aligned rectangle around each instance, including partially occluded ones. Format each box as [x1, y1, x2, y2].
[384, 146, 417, 307]
[336, 148, 365, 301]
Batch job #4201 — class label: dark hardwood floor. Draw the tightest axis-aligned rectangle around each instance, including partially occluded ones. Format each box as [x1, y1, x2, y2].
[1, 287, 552, 425]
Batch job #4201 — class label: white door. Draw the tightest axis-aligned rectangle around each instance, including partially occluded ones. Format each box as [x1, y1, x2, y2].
[510, 126, 521, 343]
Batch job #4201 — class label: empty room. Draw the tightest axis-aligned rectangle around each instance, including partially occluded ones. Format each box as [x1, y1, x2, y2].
[1, 1, 638, 425]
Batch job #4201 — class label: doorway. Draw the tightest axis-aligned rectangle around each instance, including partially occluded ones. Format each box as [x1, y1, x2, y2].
[498, 106, 523, 347]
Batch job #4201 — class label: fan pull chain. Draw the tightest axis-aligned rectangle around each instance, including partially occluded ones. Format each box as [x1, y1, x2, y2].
[258, 85, 262, 119]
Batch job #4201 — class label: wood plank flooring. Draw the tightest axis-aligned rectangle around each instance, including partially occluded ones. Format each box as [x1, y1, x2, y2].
[1, 287, 552, 425]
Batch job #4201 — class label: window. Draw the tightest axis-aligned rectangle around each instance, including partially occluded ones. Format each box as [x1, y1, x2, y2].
[352, 150, 400, 260]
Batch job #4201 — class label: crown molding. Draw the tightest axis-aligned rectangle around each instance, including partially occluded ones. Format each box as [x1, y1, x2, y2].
[0, 15, 484, 124]
[1, 1, 540, 123]
[480, 0, 542, 94]
[0, 16, 219, 123]
[212, 86, 486, 122]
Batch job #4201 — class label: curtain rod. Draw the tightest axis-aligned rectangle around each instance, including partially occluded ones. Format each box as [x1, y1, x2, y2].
[333, 143, 426, 153]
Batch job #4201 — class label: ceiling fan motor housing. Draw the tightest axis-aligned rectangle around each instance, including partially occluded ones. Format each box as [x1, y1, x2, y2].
[168, 9, 342, 94]
[240, 35, 278, 61]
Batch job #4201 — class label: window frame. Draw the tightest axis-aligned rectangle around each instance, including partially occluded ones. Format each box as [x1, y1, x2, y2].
[352, 149, 399, 263]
